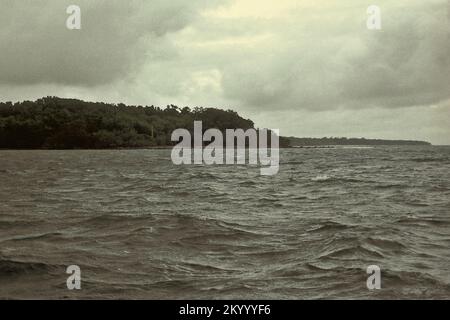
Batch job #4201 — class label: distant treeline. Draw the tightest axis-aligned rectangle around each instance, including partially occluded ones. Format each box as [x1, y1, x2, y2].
[0, 97, 289, 149]
[288, 137, 431, 146]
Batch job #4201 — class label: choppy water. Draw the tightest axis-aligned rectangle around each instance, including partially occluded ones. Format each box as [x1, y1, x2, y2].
[0, 146, 449, 299]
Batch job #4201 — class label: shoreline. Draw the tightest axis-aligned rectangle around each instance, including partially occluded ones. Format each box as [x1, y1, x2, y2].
[0, 145, 441, 151]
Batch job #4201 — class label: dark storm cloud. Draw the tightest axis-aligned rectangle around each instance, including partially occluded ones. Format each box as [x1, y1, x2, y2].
[0, 0, 225, 86]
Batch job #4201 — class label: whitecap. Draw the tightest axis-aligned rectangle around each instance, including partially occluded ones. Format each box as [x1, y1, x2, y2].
[311, 175, 331, 182]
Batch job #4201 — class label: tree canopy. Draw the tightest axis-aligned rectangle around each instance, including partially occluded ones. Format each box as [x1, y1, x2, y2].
[0, 97, 262, 149]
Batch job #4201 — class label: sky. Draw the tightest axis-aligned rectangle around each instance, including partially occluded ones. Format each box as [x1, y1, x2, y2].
[0, 0, 449, 144]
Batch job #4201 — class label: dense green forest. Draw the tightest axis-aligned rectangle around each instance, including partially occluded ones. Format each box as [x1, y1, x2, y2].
[0, 97, 289, 149]
[288, 136, 431, 146]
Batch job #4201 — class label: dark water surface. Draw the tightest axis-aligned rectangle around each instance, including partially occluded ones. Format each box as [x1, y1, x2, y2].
[0, 147, 449, 299]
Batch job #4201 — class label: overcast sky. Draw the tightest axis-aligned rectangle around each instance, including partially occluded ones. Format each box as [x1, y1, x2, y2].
[0, 0, 449, 144]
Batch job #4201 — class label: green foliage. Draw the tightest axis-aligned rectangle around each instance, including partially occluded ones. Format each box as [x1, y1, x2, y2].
[0, 97, 256, 149]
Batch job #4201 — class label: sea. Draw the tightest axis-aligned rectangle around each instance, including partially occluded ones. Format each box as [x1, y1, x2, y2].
[0, 146, 449, 299]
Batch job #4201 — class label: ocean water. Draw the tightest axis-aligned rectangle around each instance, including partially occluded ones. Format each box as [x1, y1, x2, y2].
[0, 146, 449, 299]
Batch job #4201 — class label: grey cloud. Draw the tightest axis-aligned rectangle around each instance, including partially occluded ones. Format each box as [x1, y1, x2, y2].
[342, 6, 450, 108]
[0, 0, 224, 86]
[216, 1, 450, 111]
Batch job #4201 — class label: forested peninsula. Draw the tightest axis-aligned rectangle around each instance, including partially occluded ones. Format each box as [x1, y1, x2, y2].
[0, 97, 430, 149]
[0, 97, 290, 149]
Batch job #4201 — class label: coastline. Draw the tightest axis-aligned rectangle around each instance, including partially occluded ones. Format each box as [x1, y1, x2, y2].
[0, 145, 439, 151]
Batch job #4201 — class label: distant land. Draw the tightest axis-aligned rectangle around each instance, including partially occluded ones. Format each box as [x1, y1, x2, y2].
[288, 137, 431, 146]
[0, 97, 430, 149]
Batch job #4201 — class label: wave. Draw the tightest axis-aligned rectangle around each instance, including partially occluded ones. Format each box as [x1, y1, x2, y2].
[0, 256, 54, 276]
[396, 217, 450, 227]
[318, 244, 384, 260]
[310, 175, 363, 183]
[307, 221, 352, 233]
[381, 269, 450, 291]
[238, 180, 257, 187]
[373, 183, 407, 189]
[5, 232, 63, 242]
[304, 262, 364, 273]
[311, 175, 331, 182]
[410, 157, 448, 163]
[365, 237, 407, 251]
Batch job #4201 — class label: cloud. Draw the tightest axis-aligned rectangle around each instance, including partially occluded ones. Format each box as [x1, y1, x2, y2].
[0, 0, 225, 86]
[208, 0, 450, 111]
[2, 0, 448, 110]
